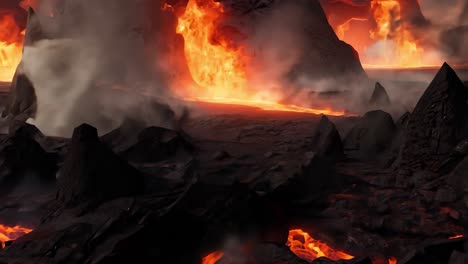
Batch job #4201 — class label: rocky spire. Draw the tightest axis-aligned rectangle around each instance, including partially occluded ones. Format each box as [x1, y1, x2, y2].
[396, 63, 468, 178]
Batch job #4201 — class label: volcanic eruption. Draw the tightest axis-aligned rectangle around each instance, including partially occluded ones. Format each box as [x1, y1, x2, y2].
[0, 0, 466, 264]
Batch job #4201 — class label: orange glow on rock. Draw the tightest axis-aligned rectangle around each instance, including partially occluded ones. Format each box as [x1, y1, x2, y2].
[0, 15, 24, 82]
[0, 224, 32, 247]
[202, 251, 224, 264]
[287, 229, 354, 262]
[388, 256, 398, 264]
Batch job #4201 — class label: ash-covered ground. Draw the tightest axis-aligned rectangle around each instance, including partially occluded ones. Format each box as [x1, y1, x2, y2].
[0, 64, 465, 264]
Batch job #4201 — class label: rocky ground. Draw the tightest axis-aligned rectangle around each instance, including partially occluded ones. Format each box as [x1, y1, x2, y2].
[0, 64, 464, 264]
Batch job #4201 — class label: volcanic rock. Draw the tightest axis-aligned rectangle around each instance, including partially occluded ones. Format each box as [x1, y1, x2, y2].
[396, 63, 468, 177]
[100, 118, 147, 153]
[447, 156, 468, 198]
[119, 126, 193, 163]
[2, 65, 37, 123]
[369, 82, 391, 107]
[399, 237, 466, 264]
[343, 110, 396, 160]
[57, 124, 144, 205]
[220, 0, 367, 84]
[0, 123, 57, 192]
[310, 115, 344, 160]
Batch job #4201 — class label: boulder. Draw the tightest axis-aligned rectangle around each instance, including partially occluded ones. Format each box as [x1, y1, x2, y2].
[369, 82, 391, 107]
[310, 115, 344, 160]
[119, 126, 193, 163]
[0, 123, 57, 192]
[343, 110, 396, 159]
[57, 124, 144, 205]
[448, 156, 468, 198]
[397, 63, 468, 177]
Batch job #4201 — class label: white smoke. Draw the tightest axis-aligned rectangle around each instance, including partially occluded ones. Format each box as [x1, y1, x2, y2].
[21, 0, 179, 137]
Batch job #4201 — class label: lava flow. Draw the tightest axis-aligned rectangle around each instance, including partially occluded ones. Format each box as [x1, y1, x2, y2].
[201, 251, 224, 264]
[176, 0, 348, 116]
[0, 14, 24, 82]
[0, 224, 32, 247]
[287, 229, 354, 262]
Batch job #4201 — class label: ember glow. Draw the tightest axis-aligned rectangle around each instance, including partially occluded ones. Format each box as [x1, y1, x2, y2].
[448, 234, 464, 240]
[0, 224, 32, 247]
[0, 14, 24, 82]
[287, 229, 354, 262]
[388, 256, 398, 264]
[202, 251, 224, 264]
[176, 0, 348, 116]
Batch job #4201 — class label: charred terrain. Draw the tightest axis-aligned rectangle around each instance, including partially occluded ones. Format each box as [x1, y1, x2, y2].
[0, 0, 467, 264]
[0, 65, 465, 264]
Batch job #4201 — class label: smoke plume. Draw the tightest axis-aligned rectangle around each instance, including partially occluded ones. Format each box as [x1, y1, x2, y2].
[20, 0, 180, 137]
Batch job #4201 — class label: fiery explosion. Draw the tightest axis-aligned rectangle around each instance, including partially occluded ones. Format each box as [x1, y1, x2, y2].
[0, 224, 32, 247]
[176, 0, 348, 116]
[0, 14, 24, 82]
[287, 229, 354, 262]
[332, 0, 442, 68]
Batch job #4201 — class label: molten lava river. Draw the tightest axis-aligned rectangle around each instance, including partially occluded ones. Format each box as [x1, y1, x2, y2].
[0, 224, 32, 247]
[176, 0, 347, 116]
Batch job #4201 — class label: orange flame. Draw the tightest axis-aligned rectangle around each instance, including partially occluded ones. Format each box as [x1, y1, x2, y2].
[367, 0, 425, 67]
[388, 256, 398, 264]
[448, 234, 464, 240]
[202, 251, 224, 264]
[176, 0, 249, 99]
[0, 15, 24, 82]
[287, 229, 354, 262]
[176, 0, 349, 116]
[0, 224, 32, 247]
[334, 0, 442, 69]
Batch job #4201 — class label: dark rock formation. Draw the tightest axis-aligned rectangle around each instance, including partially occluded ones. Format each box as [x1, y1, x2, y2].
[0, 123, 57, 192]
[369, 82, 391, 107]
[448, 156, 468, 198]
[101, 118, 147, 153]
[310, 115, 344, 160]
[396, 63, 468, 176]
[218, 0, 367, 84]
[118, 126, 193, 163]
[399, 237, 466, 264]
[57, 124, 144, 205]
[343, 110, 396, 159]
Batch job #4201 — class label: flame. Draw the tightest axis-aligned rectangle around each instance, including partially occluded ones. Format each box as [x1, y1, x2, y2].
[176, 0, 348, 116]
[202, 251, 224, 264]
[287, 229, 354, 262]
[0, 15, 24, 82]
[176, 0, 249, 99]
[0, 224, 32, 247]
[448, 234, 464, 240]
[333, 0, 443, 69]
[388, 256, 398, 264]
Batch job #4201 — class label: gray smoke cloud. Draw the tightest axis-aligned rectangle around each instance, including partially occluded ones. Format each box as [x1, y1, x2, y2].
[21, 0, 180, 137]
